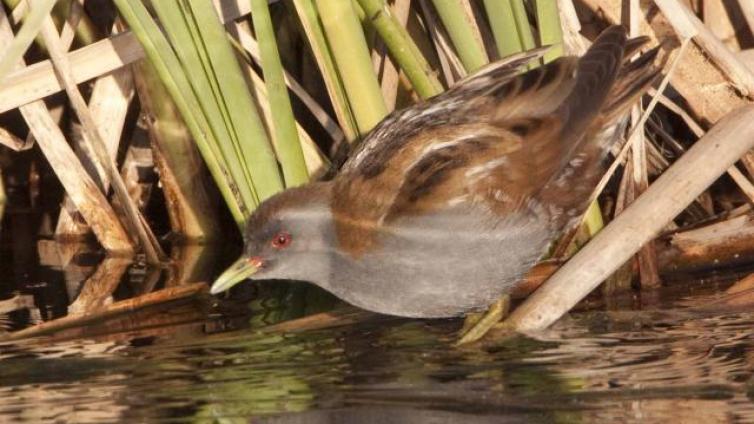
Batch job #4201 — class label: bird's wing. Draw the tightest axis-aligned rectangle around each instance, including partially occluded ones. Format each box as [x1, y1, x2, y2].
[332, 26, 657, 257]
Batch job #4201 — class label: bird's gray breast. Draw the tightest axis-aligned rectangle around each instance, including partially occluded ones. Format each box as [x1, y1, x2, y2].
[326, 204, 553, 318]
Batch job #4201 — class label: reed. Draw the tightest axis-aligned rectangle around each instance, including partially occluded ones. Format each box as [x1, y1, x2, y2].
[484, 0, 522, 58]
[430, 0, 488, 71]
[315, 0, 388, 134]
[356, 0, 444, 98]
[0, 0, 56, 82]
[250, 0, 309, 187]
[289, 0, 360, 144]
[535, 0, 564, 63]
[510, 0, 536, 52]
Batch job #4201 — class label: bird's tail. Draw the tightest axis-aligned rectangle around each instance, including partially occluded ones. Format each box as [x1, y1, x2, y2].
[539, 27, 661, 229]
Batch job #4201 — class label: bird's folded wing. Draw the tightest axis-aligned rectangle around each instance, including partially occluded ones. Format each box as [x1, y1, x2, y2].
[331, 26, 656, 257]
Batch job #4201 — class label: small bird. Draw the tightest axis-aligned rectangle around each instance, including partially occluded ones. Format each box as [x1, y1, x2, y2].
[211, 26, 660, 318]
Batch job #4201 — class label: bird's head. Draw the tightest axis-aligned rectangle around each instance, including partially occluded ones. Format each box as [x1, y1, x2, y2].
[210, 182, 334, 294]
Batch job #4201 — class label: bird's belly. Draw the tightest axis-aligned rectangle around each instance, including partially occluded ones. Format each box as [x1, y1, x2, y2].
[328, 208, 553, 318]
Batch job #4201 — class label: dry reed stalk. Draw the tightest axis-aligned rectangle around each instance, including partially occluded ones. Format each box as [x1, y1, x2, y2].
[0, 32, 140, 113]
[702, 0, 746, 50]
[38, 16, 164, 263]
[33, 3, 129, 240]
[588, 37, 691, 207]
[0, 126, 27, 150]
[741, 0, 754, 38]
[580, 0, 748, 125]
[0, 8, 133, 254]
[558, 0, 588, 54]
[56, 67, 135, 238]
[0, 294, 34, 314]
[647, 87, 754, 203]
[626, 0, 661, 288]
[0, 0, 257, 114]
[656, 0, 754, 95]
[503, 104, 754, 332]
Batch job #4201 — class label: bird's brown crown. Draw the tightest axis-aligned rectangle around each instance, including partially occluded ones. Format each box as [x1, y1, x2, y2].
[244, 182, 332, 239]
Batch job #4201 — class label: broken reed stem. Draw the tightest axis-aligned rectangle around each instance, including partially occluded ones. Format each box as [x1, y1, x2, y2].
[504, 104, 754, 332]
[0, 6, 133, 254]
[39, 17, 164, 264]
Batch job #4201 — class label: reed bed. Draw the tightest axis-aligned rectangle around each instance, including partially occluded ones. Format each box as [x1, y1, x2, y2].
[2, 0, 754, 341]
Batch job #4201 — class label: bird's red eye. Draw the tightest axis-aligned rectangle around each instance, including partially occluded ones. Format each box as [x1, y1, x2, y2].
[271, 232, 292, 249]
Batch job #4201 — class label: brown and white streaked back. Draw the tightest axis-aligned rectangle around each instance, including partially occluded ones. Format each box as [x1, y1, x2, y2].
[331, 26, 660, 258]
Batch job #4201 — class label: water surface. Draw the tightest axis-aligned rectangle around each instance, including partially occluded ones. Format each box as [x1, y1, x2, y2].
[2, 266, 754, 423]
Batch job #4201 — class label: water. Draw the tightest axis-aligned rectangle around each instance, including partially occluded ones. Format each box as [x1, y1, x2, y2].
[2, 255, 754, 423]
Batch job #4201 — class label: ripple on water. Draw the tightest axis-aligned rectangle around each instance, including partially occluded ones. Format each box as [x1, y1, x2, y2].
[1, 285, 754, 422]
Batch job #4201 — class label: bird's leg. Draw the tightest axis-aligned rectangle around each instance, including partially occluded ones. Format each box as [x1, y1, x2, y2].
[456, 295, 511, 345]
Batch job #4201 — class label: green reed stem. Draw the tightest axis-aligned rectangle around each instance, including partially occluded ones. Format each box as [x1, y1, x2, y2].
[535, 0, 563, 63]
[430, 0, 488, 72]
[114, 0, 245, 225]
[289, 0, 360, 144]
[484, 0, 523, 58]
[250, 0, 309, 187]
[510, 0, 536, 52]
[316, 0, 388, 134]
[356, 0, 443, 98]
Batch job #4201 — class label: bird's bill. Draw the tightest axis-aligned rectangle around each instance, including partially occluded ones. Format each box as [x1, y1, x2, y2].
[210, 256, 259, 294]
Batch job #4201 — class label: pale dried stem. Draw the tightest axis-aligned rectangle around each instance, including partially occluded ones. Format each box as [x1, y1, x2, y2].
[0, 7, 133, 254]
[0, 1, 257, 114]
[505, 105, 754, 332]
[656, 0, 754, 95]
[39, 17, 164, 263]
[648, 88, 754, 203]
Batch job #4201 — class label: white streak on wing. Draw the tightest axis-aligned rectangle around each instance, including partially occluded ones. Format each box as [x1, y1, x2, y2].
[465, 156, 508, 180]
[447, 195, 469, 207]
[569, 153, 585, 168]
[493, 189, 511, 203]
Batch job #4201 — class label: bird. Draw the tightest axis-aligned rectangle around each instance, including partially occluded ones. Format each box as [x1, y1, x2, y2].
[210, 26, 660, 318]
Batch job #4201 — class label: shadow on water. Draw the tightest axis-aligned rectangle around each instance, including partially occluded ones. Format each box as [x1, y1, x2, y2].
[2, 240, 754, 422]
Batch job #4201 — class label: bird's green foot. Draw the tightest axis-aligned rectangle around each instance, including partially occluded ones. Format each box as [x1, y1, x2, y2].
[456, 295, 510, 345]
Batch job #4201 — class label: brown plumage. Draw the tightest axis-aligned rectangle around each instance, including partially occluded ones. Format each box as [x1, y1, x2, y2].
[211, 26, 661, 318]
